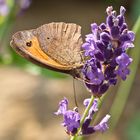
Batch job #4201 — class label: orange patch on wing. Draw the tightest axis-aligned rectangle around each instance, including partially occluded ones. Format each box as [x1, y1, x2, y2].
[26, 37, 72, 70]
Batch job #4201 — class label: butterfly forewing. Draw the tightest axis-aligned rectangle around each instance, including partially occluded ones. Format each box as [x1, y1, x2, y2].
[36, 22, 83, 67]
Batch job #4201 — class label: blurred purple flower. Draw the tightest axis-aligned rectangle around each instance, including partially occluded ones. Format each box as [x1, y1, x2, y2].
[17, 0, 32, 10]
[0, 0, 32, 17]
[0, 0, 9, 16]
[82, 6, 134, 96]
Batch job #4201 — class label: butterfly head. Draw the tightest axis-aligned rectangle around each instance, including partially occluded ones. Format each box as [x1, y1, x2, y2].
[10, 30, 40, 56]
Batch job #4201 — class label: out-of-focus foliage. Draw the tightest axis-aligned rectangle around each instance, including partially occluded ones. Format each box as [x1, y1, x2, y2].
[125, 1, 140, 138]
[124, 2, 140, 138]
[132, 0, 140, 20]
[126, 113, 140, 140]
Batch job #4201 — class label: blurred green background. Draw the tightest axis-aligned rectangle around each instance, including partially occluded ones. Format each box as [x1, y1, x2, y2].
[0, 0, 140, 140]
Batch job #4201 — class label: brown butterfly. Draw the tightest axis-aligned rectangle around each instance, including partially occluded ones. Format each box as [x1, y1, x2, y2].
[10, 22, 84, 78]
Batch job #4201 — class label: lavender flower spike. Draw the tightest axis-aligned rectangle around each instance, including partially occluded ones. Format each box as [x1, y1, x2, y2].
[82, 6, 134, 96]
[55, 98, 111, 136]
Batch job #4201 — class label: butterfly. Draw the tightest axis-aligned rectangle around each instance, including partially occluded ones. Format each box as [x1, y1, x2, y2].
[10, 22, 84, 78]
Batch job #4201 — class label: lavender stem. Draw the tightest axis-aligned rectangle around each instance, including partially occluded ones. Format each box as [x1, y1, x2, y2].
[70, 95, 95, 140]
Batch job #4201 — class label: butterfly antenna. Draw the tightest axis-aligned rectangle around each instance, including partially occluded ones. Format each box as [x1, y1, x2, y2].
[73, 78, 78, 107]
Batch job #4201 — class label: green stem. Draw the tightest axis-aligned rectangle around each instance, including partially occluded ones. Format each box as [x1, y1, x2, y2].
[91, 94, 106, 123]
[70, 95, 95, 140]
[109, 15, 140, 130]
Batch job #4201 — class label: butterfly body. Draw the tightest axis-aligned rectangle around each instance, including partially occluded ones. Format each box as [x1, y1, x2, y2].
[11, 22, 84, 78]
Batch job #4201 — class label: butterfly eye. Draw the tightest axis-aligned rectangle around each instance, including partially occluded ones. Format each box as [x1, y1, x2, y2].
[26, 41, 32, 47]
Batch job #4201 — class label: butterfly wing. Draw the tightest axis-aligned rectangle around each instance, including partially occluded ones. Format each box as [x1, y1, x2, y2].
[10, 23, 84, 76]
[36, 22, 83, 67]
[11, 31, 74, 74]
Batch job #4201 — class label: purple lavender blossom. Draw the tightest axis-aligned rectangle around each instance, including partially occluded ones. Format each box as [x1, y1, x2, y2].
[83, 98, 98, 119]
[55, 98, 81, 135]
[115, 53, 132, 80]
[62, 110, 81, 135]
[54, 97, 68, 115]
[82, 98, 110, 135]
[82, 114, 110, 135]
[55, 98, 110, 136]
[94, 114, 111, 132]
[116, 53, 132, 68]
[0, 0, 9, 16]
[82, 98, 98, 134]
[115, 66, 130, 80]
[82, 6, 134, 96]
[82, 58, 104, 85]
